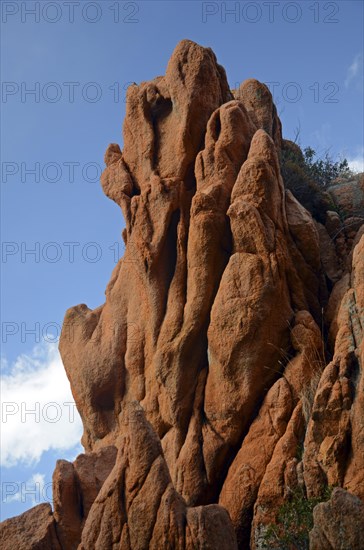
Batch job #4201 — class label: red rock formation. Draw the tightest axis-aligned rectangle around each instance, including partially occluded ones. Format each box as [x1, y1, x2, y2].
[1, 40, 363, 550]
[0, 504, 61, 549]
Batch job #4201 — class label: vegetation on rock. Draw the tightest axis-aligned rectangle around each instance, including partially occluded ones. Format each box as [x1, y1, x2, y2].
[280, 140, 354, 222]
[263, 486, 333, 550]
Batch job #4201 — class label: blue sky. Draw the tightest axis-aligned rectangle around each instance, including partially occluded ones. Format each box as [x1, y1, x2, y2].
[1, 0, 363, 520]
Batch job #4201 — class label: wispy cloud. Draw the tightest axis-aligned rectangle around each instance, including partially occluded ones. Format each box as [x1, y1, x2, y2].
[311, 123, 332, 152]
[345, 53, 363, 89]
[1, 343, 82, 467]
[5, 473, 48, 506]
[347, 154, 364, 173]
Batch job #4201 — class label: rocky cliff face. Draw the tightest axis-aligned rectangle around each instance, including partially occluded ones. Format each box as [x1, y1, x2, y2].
[1, 40, 363, 550]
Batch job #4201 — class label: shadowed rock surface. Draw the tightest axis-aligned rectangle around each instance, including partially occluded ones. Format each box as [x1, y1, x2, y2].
[1, 40, 363, 550]
[309, 488, 364, 550]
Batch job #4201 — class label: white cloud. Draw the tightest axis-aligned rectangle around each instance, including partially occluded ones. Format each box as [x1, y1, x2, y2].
[347, 156, 364, 173]
[0, 344, 83, 467]
[345, 53, 363, 89]
[342, 146, 364, 174]
[5, 473, 49, 506]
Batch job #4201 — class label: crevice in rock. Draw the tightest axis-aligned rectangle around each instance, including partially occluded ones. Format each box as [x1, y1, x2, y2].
[150, 95, 173, 171]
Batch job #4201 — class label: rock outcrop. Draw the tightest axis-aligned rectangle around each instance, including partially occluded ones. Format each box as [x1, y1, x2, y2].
[0, 504, 61, 549]
[309, 488, 364, 550]
[328, 173, 364, 219]
[1, 40, 363, 550]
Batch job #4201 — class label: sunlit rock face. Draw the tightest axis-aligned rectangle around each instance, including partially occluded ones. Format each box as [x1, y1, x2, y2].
[1, 40, 363, 550]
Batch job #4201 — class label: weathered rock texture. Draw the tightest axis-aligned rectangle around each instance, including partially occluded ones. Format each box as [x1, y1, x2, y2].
[0, 504, 61, 549]
[309, 488, 364, 550]
[1, 40, 363, 550]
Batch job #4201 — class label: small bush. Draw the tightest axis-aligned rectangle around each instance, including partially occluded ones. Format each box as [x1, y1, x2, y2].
[302, 147, 352, 190]
[262, 486, 333, 550]
[280, 140, 353, 222]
